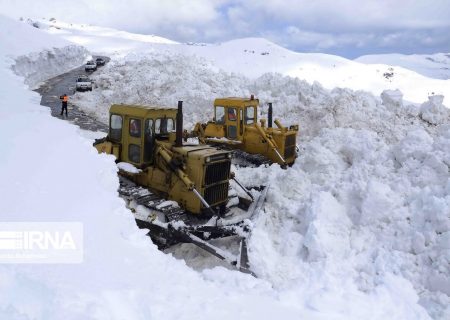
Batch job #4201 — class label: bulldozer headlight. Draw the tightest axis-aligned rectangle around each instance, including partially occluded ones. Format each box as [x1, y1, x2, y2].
[227, 153, 232, 159]
[205, 156, 211, 163]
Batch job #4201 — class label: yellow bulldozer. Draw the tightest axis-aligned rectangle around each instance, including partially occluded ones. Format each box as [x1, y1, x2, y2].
[93, 101, 266, 274]
[190, 96, 299, 166]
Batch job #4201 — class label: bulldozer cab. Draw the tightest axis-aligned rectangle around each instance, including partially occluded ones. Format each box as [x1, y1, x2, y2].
[108, 104, 177, 166]
[214, 97, 258, 140]
[193, 96, 298, 166]
[95, 102, 235, 215]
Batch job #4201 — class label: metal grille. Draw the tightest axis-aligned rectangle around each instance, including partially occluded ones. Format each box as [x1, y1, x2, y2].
[284, 134, 296, 159]
[204, 182, 229, 205]
[205, 161, 230, 185]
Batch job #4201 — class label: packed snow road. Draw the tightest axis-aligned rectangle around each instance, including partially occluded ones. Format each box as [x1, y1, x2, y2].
[34, 55, 109, 132]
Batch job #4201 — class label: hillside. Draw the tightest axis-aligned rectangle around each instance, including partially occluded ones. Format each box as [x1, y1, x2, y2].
[29, 17, 450, 106]
[356, 53, 450, 80]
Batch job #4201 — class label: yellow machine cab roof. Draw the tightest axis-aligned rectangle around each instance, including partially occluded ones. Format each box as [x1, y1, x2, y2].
[110, 104, 177, 118]
[214, 97, 259, 108]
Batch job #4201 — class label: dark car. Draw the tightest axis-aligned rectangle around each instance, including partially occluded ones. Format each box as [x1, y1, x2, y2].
[95, 58, 106, 66]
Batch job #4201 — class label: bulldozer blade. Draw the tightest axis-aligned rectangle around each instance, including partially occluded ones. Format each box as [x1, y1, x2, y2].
[222, 185, 269, 225]
[174, 228, 256, 276]
[238, 238, 255, 276]
[172, 227, 238, 266]
[248, 185, 268, 219]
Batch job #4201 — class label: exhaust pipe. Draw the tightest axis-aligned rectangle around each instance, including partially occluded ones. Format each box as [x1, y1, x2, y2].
[176, 101, 183, 147]
[268, 102, 273, 128]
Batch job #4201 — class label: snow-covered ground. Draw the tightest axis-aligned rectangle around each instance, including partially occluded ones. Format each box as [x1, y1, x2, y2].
[71, 50, 450, 319]
[1, 15, 449, 319]
[356, 53, 450, 80]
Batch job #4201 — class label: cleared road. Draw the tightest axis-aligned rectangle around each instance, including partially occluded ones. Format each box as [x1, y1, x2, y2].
[34, 56, 109, 132]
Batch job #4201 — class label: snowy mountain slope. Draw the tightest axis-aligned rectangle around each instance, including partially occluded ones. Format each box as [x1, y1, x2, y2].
[26, 18, 450, 106]
[32, 17, 177, 54]
[356, 53, 450, 80]
[72, 50, 450, 319]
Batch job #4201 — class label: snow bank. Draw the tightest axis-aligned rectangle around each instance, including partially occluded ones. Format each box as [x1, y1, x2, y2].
[0, 15, 88, 88]
[242, 125, 449, 319]
[381, 89, 403, 107]
[420, 95, 448, 125]
[71, 52, 250, 124]
[73, 51, 449, 318]
[12, 45, 88, 88]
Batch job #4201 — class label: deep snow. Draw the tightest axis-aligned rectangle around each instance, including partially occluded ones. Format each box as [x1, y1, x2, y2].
[0, 16, 88, 88]
[0, 15, 327, 320]
[72, 50, 450, 319]
[1, 14, 449, 320]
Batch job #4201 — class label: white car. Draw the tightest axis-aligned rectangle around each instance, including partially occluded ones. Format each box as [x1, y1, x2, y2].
[85, 61, 97, 72]
[76, 76, 93, 92]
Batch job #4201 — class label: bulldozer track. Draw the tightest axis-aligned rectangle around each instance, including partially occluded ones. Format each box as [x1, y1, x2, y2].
[117, 175, 260, 275]
[231, 149, 271, 167]
[118, 176, 187, 223]
[118, 175, 248, 228]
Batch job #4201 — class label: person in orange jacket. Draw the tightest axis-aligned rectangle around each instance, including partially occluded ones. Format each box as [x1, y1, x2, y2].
[59, 94, 68, 116]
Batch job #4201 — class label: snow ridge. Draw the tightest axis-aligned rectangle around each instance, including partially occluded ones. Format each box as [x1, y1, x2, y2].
[12, 45, 88, 88]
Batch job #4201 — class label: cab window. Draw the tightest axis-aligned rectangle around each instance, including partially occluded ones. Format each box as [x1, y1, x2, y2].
[129, 118, 141, 137]
[110, 114, 122, 141]
[155, 118, 175, 134]
[228, 107, 237, 121]
[215, 106, 225, 124]
[245, 106, 255, 124]
[167, 118, 175, 132]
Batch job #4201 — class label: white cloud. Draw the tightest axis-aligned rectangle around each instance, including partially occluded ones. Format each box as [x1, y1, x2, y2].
[0, 0, 448, 56]
[236, 0, 450, 31]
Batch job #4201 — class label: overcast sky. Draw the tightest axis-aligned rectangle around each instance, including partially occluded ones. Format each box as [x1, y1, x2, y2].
[1, 0, 449, 58]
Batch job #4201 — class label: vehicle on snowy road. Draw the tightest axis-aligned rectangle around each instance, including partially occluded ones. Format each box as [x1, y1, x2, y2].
[95, 57, 106, 66]
[75, 75, 93, 92]
[85, 60, 97, 72]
